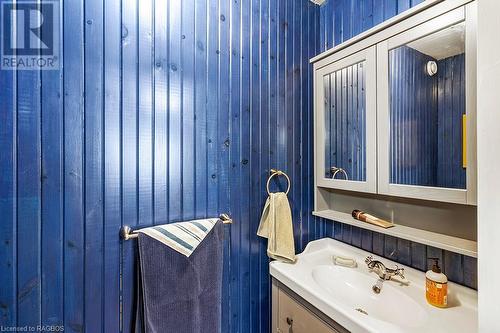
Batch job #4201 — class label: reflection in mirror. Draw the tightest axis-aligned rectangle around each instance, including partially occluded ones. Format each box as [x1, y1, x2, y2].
[389, 22, 466, 189]
[324, 61, 366, 182]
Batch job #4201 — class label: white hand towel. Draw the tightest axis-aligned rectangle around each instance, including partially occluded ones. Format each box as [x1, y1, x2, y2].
[257, 192, 296, 263]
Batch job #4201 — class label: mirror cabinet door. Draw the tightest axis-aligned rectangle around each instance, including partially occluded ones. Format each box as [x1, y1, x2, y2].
[389, 23, 466, 190]
[378, 6, 476, 204]
[316, 47, 377, 193]
[323, 61, 366, 182]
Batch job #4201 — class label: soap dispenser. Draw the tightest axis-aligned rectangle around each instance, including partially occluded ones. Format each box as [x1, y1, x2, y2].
[426, 258, 448, 308]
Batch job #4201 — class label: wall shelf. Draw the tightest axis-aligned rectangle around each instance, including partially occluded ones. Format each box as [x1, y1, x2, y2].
[312, 209, 477, 258]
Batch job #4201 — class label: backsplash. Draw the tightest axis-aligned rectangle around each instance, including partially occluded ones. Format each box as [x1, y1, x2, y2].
[330, 222, 477, 289]
[311, 0, 477, 290]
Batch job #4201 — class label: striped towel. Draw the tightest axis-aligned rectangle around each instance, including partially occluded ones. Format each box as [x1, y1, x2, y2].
[137, 218, 219, 257]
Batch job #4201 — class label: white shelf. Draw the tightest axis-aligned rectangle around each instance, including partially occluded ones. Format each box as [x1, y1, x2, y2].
[312, 209, 477, 258]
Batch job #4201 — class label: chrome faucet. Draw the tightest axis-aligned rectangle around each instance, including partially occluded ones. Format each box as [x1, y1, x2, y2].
[365, 256, 405, 281]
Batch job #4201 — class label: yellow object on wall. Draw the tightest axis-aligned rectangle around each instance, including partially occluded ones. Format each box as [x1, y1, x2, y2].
[463, 114, 467, 168]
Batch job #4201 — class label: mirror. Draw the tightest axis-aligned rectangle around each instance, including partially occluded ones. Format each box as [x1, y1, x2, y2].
[388, 22, 466, 189]
[323, 61, 366, 182]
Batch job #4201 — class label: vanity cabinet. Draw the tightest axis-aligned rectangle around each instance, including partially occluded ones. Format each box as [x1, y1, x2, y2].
[313, 0, 477, 205]
[272, 279, 348, 333]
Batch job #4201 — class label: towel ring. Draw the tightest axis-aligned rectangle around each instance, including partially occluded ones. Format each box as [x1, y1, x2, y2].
[330, 167, 349, 180]
[266, 169, 291, 195]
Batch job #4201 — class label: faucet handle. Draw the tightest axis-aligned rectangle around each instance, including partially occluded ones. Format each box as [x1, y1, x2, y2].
[395, 266, 405, 279]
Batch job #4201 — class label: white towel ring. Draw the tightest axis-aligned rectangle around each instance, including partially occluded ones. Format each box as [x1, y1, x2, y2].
[266, 169, 291, 196]
[330, 167, 349, 180]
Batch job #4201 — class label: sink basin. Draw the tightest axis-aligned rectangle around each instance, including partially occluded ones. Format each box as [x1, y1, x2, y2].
[312, 265, 428, 328]
[269, 238, 478, 333]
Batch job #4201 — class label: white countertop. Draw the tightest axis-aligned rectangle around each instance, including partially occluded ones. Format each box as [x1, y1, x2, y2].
[270, 238, 478, 333]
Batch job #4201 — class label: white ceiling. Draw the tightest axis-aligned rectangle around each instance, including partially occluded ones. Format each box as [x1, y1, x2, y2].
[407, 22, 465, 60]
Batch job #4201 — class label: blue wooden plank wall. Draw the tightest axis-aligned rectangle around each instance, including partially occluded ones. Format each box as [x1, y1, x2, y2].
[0, 1, 476, 332]
[319, 0, 425, 51]
[389, 46, 438, 187]
[0, 0, 319, 332]
[323, 62, 367, 181]
[316, 0, 477, 290]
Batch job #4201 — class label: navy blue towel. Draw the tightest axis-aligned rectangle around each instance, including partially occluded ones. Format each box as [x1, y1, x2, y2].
[136, 220, 224, 333]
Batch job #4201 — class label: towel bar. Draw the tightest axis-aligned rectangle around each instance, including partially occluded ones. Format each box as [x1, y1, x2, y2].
[120, 214, 233, 241]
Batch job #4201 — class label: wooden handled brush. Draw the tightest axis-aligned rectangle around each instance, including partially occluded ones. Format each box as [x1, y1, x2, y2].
[352, 210, 394, 229]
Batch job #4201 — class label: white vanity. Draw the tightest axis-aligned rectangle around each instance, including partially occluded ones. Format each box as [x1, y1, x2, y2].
[312, 0, 478, 257]
[270, 239, 478, 333]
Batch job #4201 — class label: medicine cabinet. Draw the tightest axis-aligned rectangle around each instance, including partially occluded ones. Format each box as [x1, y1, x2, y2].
[313, 1, 476, 206]
[311, 0, 477, 257]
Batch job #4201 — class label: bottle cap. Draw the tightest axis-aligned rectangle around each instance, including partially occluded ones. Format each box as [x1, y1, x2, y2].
[428, 257, 442, 273]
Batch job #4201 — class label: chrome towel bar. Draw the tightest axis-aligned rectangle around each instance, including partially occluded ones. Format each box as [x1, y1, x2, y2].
[120, 213, 233, 241]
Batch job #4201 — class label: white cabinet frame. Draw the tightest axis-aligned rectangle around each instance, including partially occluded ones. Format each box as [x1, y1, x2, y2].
[314, 46, 378, 194]
[376, 4, 477, 205]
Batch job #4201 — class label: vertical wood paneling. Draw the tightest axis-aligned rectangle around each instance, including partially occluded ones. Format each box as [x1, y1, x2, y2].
[218, 1, 232, 331]
[0, 1, 477, 332]
[229, 0, 242, 330]
[120, 0, 138, 329]
[463, 256, 478, 289]
[324, 61, 366, 181]
[411, 242, 427, 271]
[168, 0, 183, 222]
[389, 46, 437, 187]
[318, 0, 476, 290]
[17, 50, 41, 328]
[103, 0, 122, 329]
[206, 0, 219, 219]
[194, 0, 208, 218]
[437, 54, 466, 189]
[84, 0, 104, 330]
[1, 0, 319, 332]
[154, 0, 168, 225]
[320, 0, 444, 53]
[292, 0, 301, 257]
[397, 239, 411, 266]
[63, 0, 85, 330]
[259, 1, 271, 331]
[239, 0, 252, 331]
[249, 1, 262, 331]
[41, 0, 64, 325]
[181, 0, 196, 221]
[0, 6, 17, 323]
[137, 0, 154, 228]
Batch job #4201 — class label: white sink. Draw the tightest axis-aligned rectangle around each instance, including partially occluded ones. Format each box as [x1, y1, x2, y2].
[312, 265, 427, 329]
[270, 238, 477, 333]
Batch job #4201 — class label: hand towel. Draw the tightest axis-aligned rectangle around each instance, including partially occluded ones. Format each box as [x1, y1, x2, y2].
[135, 219, 224, 333]
[257, 192, 296, 263]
